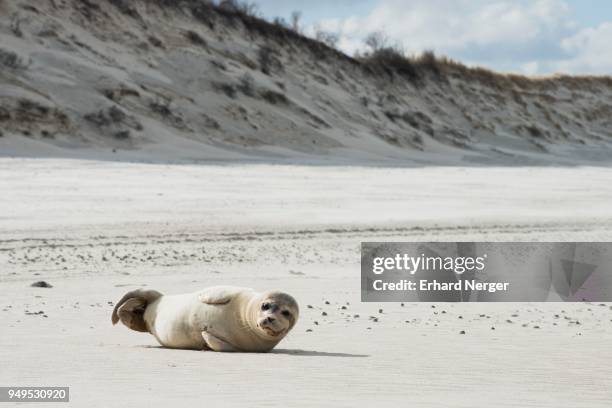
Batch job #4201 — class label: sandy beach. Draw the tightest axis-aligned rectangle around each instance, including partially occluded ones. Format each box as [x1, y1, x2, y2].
[1, 159, 611, 407]
[2, 1, 612, 404]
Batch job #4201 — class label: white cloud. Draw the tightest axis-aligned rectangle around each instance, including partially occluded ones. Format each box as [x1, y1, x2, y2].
[552, 22, 612, 74]
[315, 0, 573, 54]
[307, 0, 612, 75]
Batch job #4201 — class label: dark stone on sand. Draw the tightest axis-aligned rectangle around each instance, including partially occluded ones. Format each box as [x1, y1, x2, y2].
[31, 281, 52, 288]
[321, 312, 327, 316]
[459, 330, 466, 334]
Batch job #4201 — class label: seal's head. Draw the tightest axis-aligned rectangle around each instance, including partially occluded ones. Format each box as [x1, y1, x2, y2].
[255, 291, 299, 338]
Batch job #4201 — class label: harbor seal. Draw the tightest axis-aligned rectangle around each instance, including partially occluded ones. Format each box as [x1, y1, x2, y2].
[111, 286, 299, 352]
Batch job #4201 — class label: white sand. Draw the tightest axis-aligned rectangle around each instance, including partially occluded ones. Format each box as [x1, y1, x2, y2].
[1, 159, 612, 407]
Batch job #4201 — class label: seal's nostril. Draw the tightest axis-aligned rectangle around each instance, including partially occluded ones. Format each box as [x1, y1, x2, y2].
[267, 317, 275, 323]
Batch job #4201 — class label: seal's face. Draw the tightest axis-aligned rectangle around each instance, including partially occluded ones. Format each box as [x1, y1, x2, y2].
[255, 292, 299, 338]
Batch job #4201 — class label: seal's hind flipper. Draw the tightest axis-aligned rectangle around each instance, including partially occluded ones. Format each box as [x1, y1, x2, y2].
[197, 286, 250, 305]
[111, 289, 162, 332]
[201, 331, 238, 352]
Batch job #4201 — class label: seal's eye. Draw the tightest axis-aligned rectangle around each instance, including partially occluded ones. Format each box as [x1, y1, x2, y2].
[261, 303, 270, 311]
[281, 310, 291, 317]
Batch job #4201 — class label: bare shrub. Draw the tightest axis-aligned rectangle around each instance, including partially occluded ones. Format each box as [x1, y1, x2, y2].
[260, 89, 288, 105]
[237, 73, 256, 97]
[213, 82, 237, 99]
[10, 15, 23, 37]
[210, 59, 227, 71]
[202, 113, 221, 130]
[273, 17, 289, 29]
[188, 1, 216, 29]
[0, 48, 26, 70]
[17, 100, 51, 118]
[258, 45, 283, 75]
[84, 106, 142, 130]
[0, 107, 9, 121]
[148, 36, 164, 48]
[8, 99, 71, 131]
[149, 100, 172, 117]
[113, 130, 130, 140]
[218, 0, 259, 17]
[183, 30, 207, 48]
[385, 110, 434, 135]
[85, 106, 126, 127]
[413, 50, 440, 75]
[108, 0, 140, 19]
[149, 99, 186, 129]
[364, 47, 420, 82]
[291, 11, 302, 33]
[364, 31, 390, 52]
[525, 125, 544, 138]
[102, 87, 141, 102]
[76, 0, 101, 21]
[315, 28, 339, 49]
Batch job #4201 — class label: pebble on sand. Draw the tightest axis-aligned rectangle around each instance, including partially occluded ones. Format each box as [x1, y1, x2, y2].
[321, 312, 327, 316]
[31, 281, 53, 288]
[459, 330, 466, 334]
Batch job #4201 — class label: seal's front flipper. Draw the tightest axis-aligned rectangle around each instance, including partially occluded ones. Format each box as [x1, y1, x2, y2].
[201, 331, 238, 352]
[197, 286, 251, 305]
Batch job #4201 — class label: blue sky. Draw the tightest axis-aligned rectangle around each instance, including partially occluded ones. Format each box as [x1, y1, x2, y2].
[253, 0, 612, 75]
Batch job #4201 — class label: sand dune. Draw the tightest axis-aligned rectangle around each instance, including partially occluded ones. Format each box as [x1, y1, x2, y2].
[1, 0, 612, 165]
